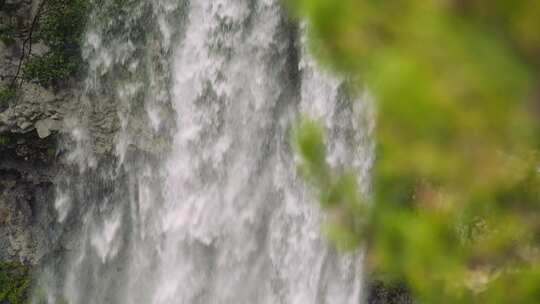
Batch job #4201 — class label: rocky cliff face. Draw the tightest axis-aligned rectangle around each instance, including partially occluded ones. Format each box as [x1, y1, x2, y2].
[0, 131, 56, 264]
[0, 0, 80, 266]
[1, 0, 157, 271]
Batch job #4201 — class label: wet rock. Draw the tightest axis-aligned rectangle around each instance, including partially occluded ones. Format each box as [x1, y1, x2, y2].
[31, 41, 49, 56]
[367, 280, 414, 304]
[0, 131, 57, 265]
[0, 0, 114, 264]
[35, 118, 61, 138]
[0, 82, 79, 134]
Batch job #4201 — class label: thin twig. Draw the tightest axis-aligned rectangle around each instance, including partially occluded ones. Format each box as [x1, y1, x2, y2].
[10, 0, 47, 88]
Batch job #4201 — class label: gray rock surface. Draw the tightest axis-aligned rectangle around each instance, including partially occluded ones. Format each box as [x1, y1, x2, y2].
[0, 132, 57, 264]
[0, 0, 150, 265]
[0, 82, 79, 134]
[0, 0, 83, 265]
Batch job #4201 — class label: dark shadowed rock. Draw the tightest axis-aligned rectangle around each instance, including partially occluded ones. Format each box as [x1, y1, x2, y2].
[367, 280, 414, 304]
[0, 131, 57, 265]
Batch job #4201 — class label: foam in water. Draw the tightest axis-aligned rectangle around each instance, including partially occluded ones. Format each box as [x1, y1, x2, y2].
[36, 1, 373, 303]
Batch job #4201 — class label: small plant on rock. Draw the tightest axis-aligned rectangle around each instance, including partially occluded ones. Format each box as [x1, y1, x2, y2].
[0, 86, 16, 105]
[0, 261, 31, 304]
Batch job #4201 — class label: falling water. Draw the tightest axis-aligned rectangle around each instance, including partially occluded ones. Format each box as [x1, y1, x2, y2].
[36, 0, 374, 303]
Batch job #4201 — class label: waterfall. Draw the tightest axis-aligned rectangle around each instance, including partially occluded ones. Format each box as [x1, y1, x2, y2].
[36, 0, 373, 303]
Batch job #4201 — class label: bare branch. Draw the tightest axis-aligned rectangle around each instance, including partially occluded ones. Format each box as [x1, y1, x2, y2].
[10, 0, 48, 88]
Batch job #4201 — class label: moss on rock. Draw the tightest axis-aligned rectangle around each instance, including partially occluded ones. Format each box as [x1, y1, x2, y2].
[0, 23, 17, 44]
[0, 261, 31, 304]
[23, 0, 89, 87]
[0, 86, 16, 106]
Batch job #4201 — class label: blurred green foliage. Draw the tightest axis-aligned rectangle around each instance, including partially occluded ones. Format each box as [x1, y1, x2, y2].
[289, 0, 540, 303]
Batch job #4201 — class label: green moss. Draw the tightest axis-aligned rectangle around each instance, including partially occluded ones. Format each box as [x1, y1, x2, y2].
[23, 0, 89, 87]
[37, 0, 89, 49]
[24, 53, 78, 88]
[0, 261, 32, 304]
[0, 23, 17, 44]
[0, 86, 16, 105]
[0, 135, 11, 145]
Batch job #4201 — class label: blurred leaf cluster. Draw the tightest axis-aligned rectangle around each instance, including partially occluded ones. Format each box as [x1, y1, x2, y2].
[289, 0, 540, 302]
